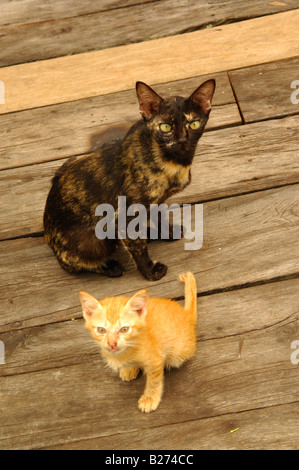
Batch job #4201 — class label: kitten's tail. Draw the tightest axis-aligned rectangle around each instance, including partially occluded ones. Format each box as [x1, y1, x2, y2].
[178, 272, 197, 321]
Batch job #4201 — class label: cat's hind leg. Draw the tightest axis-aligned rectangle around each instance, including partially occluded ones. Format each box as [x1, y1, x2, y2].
[100, 258, 125, 277]
[46, 229, 125, 277]
[55, 252, 125, 277]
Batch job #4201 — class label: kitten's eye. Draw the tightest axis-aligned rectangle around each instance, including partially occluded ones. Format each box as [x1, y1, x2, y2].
[159, 123, 172, 133]
[96, 327, 106, 335]
[189, 120, 201, 130]
[119, 326, 130, 334]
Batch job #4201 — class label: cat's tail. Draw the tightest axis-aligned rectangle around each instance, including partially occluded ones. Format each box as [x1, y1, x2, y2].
[178, 272, 197, 321]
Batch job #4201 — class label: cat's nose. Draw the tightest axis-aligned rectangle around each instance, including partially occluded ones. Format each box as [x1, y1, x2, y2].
[177, 132, 187, 144]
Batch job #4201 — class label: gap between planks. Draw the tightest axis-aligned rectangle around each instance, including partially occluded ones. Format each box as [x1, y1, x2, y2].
[0, 11, 299, 114]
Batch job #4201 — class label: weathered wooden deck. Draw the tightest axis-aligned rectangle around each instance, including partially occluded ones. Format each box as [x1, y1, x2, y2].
[0, 1, 299, 450]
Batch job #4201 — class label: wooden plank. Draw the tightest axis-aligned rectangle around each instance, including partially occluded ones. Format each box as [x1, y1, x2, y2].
[1, 277, 298, 375]
[0, 72, 239, 170]
[0, 299, 297, 449]
[229, 57, 299, 123]
[1, 0, 297, 27]
[0, 184, 298, 333]
[1, 115, 298, 241]
[47, 404, 299, 450]
[0, 11, 299, 114]
[0, 1, 298, 65]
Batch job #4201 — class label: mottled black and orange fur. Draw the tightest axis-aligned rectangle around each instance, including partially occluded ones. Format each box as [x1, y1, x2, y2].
[43, 80, 215, 280]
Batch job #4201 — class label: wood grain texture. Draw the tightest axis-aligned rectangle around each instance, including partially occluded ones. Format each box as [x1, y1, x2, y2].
[0, 0, 298, 65]
[1, 115, 298, 241]
[0, 0, 151, 26]
[0, 286, 297, 449]
[0, 72, 239, 170]
[0, 184, 298, 333]
[1, 11, 299, 114]
[2, 0, 297, 27]
[47, 404, 299, 450]
[1, 0, 298, 452]
[229, 57, 299, 123]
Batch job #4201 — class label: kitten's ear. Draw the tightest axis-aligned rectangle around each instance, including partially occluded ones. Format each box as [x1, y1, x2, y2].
[136, 82, 163, 120]
[79, 291, 103, 320]
[126, 289, 148, 318]
[189, 79, 216, 115]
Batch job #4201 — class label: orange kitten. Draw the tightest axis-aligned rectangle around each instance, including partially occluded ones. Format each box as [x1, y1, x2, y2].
[79, 272, 197, 413]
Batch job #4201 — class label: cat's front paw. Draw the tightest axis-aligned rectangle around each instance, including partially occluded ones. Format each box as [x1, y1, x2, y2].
[144, 262, 167, 281]
[138, 394, 160, 413]
[120, 367, 140, 382]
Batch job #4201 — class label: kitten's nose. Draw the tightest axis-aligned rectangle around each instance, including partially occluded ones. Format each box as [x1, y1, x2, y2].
[107, 336, 118, 348]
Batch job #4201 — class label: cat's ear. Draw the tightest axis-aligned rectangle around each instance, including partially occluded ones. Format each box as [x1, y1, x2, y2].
[189, 79, 216, 115]
[136, 82, 163, 120]
[79, 291, 103, 320]
[125, 289, 148, 318]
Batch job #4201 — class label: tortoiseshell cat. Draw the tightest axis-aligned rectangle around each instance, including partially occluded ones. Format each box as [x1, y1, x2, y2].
[44, 80, 215, 281]
[80, 272, 197, 412]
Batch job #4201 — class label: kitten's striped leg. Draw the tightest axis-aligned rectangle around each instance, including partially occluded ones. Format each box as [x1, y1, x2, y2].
[138, 363, 164, 413]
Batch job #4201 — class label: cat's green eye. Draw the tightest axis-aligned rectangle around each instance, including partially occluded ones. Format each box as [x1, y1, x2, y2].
[96, 327, 106, 335]
[119, 326, 130, 334]
[159, 123, 172, 133]
[189, 120, 201, 130]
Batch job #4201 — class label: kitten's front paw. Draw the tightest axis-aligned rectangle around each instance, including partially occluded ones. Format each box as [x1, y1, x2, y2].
[120, 367, 140, 382]
[144, 262, 167, 281]
[138, 395, 160, 413]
